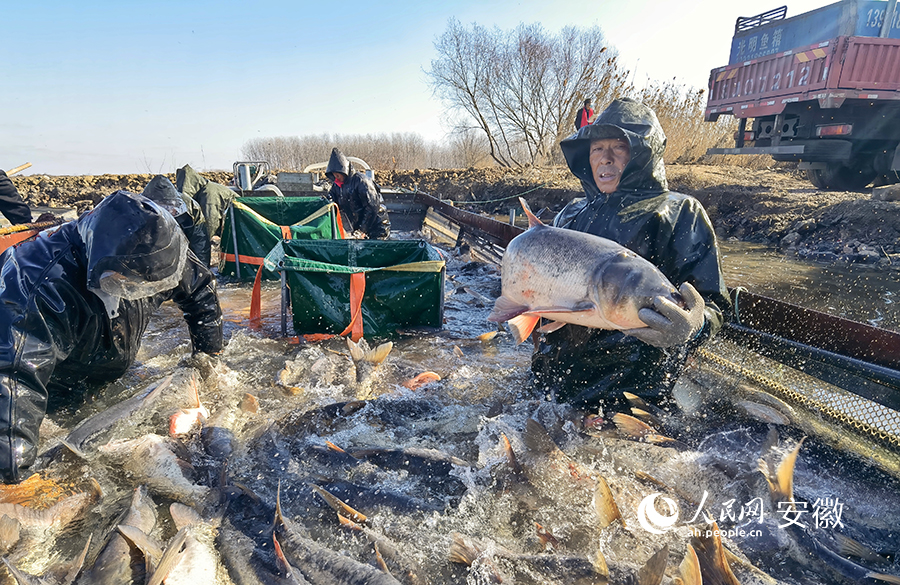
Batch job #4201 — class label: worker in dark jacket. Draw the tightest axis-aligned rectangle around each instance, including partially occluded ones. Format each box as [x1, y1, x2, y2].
[325, 147, 390, 239]
[0, 169, 32, 225]
[532, 98, 731, 410]
[175, 164, 236, 240]
[142, 174, 211, 266]
[0, 190, 223, 483]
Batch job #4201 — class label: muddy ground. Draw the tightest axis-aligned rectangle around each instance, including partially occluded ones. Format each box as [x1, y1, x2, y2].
[10, 164, 900, 267]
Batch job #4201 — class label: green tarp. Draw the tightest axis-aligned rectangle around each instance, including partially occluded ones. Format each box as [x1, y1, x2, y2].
[220, 196, 342, 280]
[264, 239, 445, 339]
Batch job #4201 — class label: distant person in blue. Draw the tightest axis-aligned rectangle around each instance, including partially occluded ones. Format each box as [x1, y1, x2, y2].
[0, 169, 32, 225]
[325, 147, 391, 239]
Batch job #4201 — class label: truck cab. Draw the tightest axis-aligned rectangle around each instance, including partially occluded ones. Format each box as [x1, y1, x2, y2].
[706, 0, 900, 189]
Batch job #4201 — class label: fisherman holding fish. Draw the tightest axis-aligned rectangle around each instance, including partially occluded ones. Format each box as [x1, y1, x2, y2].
[527, 98, 730, 409]
[0, 190, 223, 483]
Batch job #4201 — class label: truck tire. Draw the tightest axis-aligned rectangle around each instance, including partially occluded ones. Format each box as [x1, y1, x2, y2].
[807, 165, 876, 191]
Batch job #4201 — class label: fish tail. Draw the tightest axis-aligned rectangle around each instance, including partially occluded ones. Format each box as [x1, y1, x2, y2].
[677, 544, 702, 585]
[594, 476, 623, 529]
[638, 544, 669, 585]
[517, 197, 543, 228]
[867, 572, 900, 584]
[310, 484, 368, 524]
[449, 533, 482, 566]
[507, 313, 541, 345]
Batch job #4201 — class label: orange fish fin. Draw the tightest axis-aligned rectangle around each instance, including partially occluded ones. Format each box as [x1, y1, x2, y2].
[488, 295, 530, 323]
[507, 313, 541, 345]
[518, 197, 544, 228]
[537, 320, 567, 334]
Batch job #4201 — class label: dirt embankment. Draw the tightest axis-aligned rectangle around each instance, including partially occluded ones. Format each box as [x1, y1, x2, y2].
[11, 165, 900, 267]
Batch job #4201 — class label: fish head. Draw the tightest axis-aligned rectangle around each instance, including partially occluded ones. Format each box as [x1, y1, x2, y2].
[590, 250, 681, 329]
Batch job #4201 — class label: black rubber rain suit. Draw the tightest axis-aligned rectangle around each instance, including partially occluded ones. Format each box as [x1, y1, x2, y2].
[0, 170, 32, 226]
[531, 98, 731, 409]
[175, 164, 237, 240]
[325, 148, 390, 239]
[141, 175, 211, 266]
[0, 190, 223, 483]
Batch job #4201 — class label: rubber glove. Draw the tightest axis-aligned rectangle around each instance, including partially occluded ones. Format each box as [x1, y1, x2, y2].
[624, 282, 706, 348]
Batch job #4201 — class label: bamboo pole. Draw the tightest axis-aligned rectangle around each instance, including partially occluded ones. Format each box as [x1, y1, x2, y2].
[6, 163, 32, 176]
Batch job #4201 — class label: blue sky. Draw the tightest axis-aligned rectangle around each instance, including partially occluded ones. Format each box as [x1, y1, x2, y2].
[3, 0, 827, 175]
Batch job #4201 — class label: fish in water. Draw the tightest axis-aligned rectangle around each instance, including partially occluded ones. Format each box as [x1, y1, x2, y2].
[756, 430, 900, 585]
[488, 198, 682, 344]
[272, 485, 403, 585]
[79, 485, 158, 585]
[2, 535, 92, 585]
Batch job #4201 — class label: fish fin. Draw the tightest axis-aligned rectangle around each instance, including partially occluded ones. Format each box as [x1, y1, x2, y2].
[337, 513, 362, 531]
[534, 522, 559, 551]
[169, 502, 202, 531]
[630, 407, 664, 428]
[272, 532, 295, 577]
[147, 527, 190, 585]
[507, 313, 542, 345]
[775, 437, 805, 503]
[537, 320, 567, 334]
[623, 391, 649, 409]
[309, 484, 368, 524]
[678, 544, 702, 585]
[487, 295, 530, 323]
[638, 544, 669, 585]
[691, 521, 741, 585]
[364, 341, 393, 365]
[522, 419, 562, 456]
[373, 541, 393, 575]
[594, 548, 610, 579]
[347, 337, 366, 362]
[867, 573, 900, 584]
[1, 558, 36, 585]
[612, 412, 656, 439]
[835, 533, 890, 564]
[60, 439, 88, 460]
[449, 533, 482, 566]
[499, 433, 523, 475]
[518, 197, 544, 228]
[117, 524, 166, 569]
[594, 476, 623, 529]
[402, 371, 441, 391]
[57, 533, 92, 585]
[477, 330, 498, 342]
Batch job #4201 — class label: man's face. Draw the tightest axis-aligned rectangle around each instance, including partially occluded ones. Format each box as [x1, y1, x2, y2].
[589, 138, 630, 194]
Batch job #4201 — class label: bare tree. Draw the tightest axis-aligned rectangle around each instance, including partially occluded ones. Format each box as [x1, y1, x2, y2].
[427, 19, 626, 167]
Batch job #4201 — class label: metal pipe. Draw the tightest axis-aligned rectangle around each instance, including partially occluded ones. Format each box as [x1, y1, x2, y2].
[281, 270, 288, 337]
[229, 204, 241, 278]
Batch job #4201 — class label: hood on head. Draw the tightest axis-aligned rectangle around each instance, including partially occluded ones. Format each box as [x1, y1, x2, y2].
[141, 175, 189, 218]
[78, 190, 187, 297]
[325, 147, 350, 180]
[175, 164, 209, 198]
[560, 97, 668, 199]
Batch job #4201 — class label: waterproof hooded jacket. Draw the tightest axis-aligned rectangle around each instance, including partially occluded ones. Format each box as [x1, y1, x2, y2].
[532, 98, 730, 409]
[0, 191, 223, 482]
[141, 174, 211, 266]
[0, 170, 32, 226]
[325, 148, 390, 239]
[175, 164, 236, 240]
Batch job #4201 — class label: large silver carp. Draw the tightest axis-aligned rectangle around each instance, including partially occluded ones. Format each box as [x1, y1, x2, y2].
[488, 198, 683, 344]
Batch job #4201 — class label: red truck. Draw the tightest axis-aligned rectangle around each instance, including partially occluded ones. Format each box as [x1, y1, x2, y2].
[705, 0, 900, 189]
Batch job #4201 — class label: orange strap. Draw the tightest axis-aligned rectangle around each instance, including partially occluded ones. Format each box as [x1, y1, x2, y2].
[222, 253, 265, 266]
[339, 272, 366, 342]
[335, 213, 347, 239]
[249, 263, 264, 327]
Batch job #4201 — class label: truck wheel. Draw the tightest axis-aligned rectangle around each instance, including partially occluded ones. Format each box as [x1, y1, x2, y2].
[807, 165, 876, 191]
